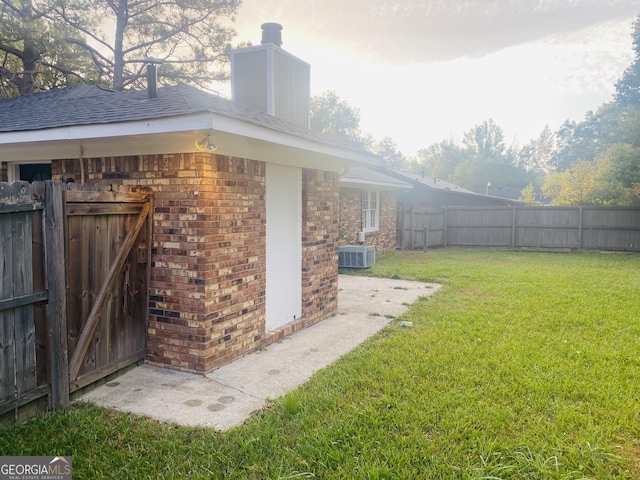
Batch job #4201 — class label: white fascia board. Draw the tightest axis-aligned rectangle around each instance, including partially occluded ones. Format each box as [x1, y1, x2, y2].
[339, 178, 412, 189]
[0, 112, 213, 145]
[212, 114, 381, 167]
[0, 112, 381, 170]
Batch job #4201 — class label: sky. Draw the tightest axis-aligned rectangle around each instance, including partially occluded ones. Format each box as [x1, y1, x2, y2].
[225, 0, 639, 157]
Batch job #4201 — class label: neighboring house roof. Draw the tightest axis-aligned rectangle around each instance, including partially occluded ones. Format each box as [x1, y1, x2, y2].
[339, 166, 412, 189]
[380, 168, 522, 206]
[388, 169, 475, 193]
[483, 186, 524, 201]
[0, 84, 381, 170]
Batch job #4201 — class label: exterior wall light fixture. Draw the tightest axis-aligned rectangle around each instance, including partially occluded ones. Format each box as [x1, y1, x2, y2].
[195, 134, 217, 152]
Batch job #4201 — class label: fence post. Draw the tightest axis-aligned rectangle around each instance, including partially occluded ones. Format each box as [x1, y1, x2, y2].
[443, 207, 448, 248]
[410, 205, 415, 250]
[511, 206, 517, 247]
[578, 206, 583, 249]
[45, 181, 69, 410]
[424, 226, 428, 252]
[399, 205, 405, 250]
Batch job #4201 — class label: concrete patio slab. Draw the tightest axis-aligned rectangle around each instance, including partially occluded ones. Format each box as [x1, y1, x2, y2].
[79, 275, 440, 430]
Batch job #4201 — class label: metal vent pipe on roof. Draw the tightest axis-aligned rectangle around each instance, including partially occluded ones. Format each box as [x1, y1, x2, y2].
[143, 57, 163, 99]
[261, 22, 283, 46]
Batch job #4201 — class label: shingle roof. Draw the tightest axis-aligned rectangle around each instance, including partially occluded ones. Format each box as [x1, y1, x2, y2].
[384, 169, 475, 193]
[0, 83, 367, 153]
[340, 166, 411, 188]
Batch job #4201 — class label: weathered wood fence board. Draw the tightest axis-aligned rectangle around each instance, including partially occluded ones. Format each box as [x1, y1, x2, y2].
[0, 182, 50, 417]
[0, 181, 152, 420]
[45, 181, 68, 412]
[397, 206, 446, 250]
[67, 194, 150, 391]
[397, 206, 640, 251]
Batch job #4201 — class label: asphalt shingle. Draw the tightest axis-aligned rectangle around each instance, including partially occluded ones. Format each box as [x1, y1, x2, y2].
[0, 84, 367, 153]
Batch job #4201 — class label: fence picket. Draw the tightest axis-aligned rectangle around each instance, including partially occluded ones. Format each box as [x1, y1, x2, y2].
[46, 181, 68, 410]
[397, 206, 640, 251]
[1, 181, 151, 420]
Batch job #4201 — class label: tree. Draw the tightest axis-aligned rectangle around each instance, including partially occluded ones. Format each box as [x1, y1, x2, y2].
[616, 105, 640, 147]
[590, 143, 640, 206]
[450, 160, 530, 192]
[607, 143, 640, 188]
[520, 182, 537, 205]
[371, 136, 406, 170]
[449, 119, 531, 191]
[542, 160, 598, 205]
[516, 125, 557, 174]
[310, 90, 366, 147]
[54, 0, 240, 91]
[414, 139, 464, 179]
[1, 0, 240, 96]
[0, 0, 92, 96]
[540, 171, 565, 202]
[615, 14, 640, 107]
[551, 103, 627, 171]
[462, 119, 506, 163]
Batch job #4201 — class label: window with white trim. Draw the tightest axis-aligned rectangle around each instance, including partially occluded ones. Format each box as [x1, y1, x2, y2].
[362, 189, 379, 232]
[7, 161, 52, 183]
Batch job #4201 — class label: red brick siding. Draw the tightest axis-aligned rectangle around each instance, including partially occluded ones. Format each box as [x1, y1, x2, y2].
[377, 190, 398, 253]
[54, 154, 267, 373]
[339, 187, 397, 254]
[339, 188, 361, 245]
[53, 155, 341, 373]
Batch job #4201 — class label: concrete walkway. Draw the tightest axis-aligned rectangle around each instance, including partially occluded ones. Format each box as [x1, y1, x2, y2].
[80, 275, 440, 430]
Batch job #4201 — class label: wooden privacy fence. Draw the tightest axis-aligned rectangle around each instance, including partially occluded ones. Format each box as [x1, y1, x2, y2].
[397, 205, 640, 251]
[0, 182, 60, 419]
[0, 181, 152, 420]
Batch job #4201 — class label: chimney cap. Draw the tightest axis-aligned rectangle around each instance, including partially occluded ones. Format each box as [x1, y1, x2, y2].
[261, 22, 283, 47]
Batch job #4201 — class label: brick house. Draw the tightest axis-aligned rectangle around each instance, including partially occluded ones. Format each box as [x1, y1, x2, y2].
[0, 25, 382, 374]
[338, 166, 410, 254]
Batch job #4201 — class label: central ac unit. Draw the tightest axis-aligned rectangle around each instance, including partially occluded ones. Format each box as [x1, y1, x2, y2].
[338, 245, 376, 268]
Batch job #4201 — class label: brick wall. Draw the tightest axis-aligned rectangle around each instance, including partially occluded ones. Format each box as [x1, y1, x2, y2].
[53, 155, 341, 374]
[54, 153, 267, 373]
[339, 187, 397, 254]
[377, 190, 398, 253]
[339, 187, 361, 245]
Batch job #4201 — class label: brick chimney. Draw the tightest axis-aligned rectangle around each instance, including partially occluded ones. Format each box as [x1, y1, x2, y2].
[230, 24, 310, 128]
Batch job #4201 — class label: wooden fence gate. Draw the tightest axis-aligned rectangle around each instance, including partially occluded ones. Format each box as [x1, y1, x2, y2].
[66, 187, 152, 392]
[0, 181, 152, 419]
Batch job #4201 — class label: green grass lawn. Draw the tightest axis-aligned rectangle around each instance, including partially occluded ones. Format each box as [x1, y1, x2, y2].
[1, 248, 639, 479]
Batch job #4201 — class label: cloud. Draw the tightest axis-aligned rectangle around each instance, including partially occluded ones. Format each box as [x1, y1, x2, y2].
[234, 0, 639, 63]
[230, 1, 638, 154]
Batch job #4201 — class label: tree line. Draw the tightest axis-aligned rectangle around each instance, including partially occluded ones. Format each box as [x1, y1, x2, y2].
[2, 2, 639, 206]
[311, 16, 640, 207]
[0, 0, 239, 96]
